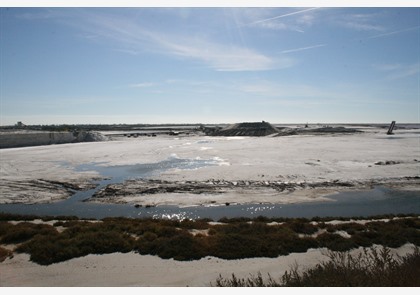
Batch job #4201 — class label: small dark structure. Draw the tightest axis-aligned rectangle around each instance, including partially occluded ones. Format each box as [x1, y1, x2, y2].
[387, 121, 396, 135]
[205, 121, 279, 137]
[15, 121, 25, 128]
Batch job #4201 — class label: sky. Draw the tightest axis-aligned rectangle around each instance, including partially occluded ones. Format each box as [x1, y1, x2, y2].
[1, 4, 419, 125]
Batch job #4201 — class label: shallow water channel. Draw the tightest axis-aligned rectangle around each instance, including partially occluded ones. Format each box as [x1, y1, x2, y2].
[1, 157, 419, 220]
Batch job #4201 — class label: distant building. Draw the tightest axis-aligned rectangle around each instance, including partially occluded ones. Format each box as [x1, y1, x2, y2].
[16, 121, 25, 128]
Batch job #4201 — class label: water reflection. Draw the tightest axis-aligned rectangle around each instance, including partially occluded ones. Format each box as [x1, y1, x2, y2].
[0, 186, 419, 221]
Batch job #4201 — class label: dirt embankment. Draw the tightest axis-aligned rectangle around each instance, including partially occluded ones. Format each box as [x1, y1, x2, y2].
[0, 131, 107, 149]
[0, 179, 97, 204]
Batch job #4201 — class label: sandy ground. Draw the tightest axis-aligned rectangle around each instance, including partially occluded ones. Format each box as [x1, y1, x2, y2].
[0, 126, 419, 206]
[0, 243, 416, 287]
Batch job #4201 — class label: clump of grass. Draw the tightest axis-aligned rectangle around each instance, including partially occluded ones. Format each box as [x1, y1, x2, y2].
[213, 272, 282, 287]
[213, 246, 420, 287]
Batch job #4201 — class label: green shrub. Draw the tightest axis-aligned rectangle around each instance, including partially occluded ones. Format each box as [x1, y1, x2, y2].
[209, 233, 267, 259]
[17, 228, 134, 265]
[333, 222, 366, 235]
[142, 231, 158, 241]
[362, 220, 420, 248]
[0, 222, 58, 244]
[316, 232, 357, 251]
[135, 240, 158, 256]
[156, 231, 207, 260]
[286, 219, 318, 235]
[73, 230, 134, 254]
[178, 219, 210, 230]
[0, 222, 13, 236]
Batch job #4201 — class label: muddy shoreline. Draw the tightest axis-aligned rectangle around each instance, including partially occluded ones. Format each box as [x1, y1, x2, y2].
[2, 176, 419, 207]
[0, 179, 98, 204]
[80, 176, 420, 206]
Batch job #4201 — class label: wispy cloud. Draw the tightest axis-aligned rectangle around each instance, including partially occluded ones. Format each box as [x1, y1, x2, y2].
[365, 26, 420, 40]
[248, 8, 321, 26]
[113, 48, 140, 55]
[244, 7, 322, 33]
[129, 82, 156, 88]
[157, 37, 294, 71]
[374, 62, 420, 80]
[373, 63, 402, 71]
[61, 10, 292, 72]
[281, 44, 326, 54]
[342, 22, 385, 32]
[334, 12, 387, 32]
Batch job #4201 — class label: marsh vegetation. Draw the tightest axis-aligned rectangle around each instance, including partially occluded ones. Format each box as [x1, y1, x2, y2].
[1, 213, 419, 266]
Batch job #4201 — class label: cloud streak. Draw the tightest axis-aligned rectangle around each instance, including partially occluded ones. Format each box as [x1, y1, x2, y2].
[248, 7, 321, 25]
[333, 11, 387, 32]
[155, 36, 294, 71]
[129, 82, 156, 88]
[67, 10, 293, 72]
[365, 26, 420, 40]
[374, 62, 420, 80]
[281, 44, 326, 54]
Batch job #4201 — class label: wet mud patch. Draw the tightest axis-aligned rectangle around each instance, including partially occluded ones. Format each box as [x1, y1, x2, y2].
[0, 179, 97, 204]
[87, 176, 420, 207]
[0, 155, 227, 206]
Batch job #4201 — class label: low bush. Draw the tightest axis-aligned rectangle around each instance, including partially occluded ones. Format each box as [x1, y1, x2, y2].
[213, 246, 420, 287]
[326, 222, 366, 235]
[17, 227, 134, 265]
[316, 232, 357, 251]
[208, 232, 270, 259]
[286, 219, 318, 235]
[0, 222, 58, 244]
[154, 231, 208, 260]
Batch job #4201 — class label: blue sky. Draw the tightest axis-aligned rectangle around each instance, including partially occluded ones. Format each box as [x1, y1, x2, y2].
[1, 6, 419, 125]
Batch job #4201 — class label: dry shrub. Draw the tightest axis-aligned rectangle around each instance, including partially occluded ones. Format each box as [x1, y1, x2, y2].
[213, 246, 420, 287]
